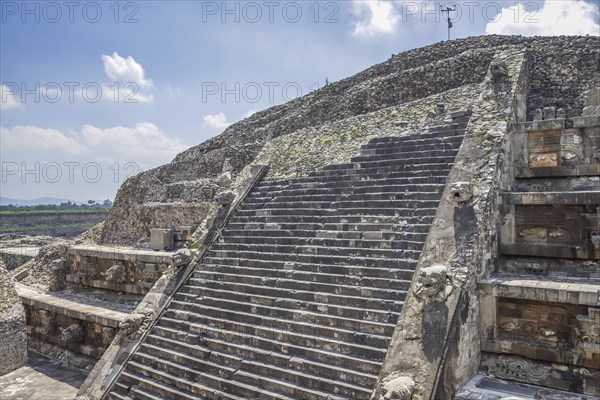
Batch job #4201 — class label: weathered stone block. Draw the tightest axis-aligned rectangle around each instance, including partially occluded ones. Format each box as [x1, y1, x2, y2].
[150, 229, 174, 251]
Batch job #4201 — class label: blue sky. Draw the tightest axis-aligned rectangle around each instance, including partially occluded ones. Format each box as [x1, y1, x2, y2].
[1, 0, 599, 201]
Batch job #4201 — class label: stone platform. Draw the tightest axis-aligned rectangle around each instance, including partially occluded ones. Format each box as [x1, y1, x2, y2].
[0, 351, 87, 400]
[455, 374, 600, 400]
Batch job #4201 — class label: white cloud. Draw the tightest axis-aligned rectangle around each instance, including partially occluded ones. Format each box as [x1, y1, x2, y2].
[486, 0, 600, 36]
[243, 109, 257, 118]
[102, 52, 153, 88]
[80, 123, 188, 166]
[0, 125, 88, 155]
[202, 112, 231, 130]
[101, 52, 155, 103]
[1, 123, 188, 170]
[0, 84, 24, 110]
[351, 0, 400, 37]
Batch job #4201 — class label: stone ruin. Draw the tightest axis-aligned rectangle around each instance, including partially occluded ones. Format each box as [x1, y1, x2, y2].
[1, 35, 598, 400]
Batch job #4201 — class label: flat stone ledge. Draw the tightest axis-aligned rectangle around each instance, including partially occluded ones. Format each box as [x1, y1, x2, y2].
[68, 245, 176, 264]
[480, 274, 600, 306]
[501, 190, 600, 205]
[455, 374, 600, 400]
[514, 119, 566, 132]
[573, 115, 600, 128]
[518, 164, 600, 178]
[500, 243, 599, 260]
[16, 284, 129, 327]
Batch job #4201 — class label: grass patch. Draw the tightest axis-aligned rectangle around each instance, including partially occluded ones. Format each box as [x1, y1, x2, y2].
[0, 209, 109, 216]
[0, 222, 97, 233]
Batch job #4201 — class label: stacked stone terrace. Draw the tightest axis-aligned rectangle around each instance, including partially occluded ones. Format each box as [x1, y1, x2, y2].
[475, 103, 600, 396]
[105, 116, 469, 400]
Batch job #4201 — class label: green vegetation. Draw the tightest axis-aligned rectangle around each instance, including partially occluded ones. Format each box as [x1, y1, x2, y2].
[0, 201, 111, 214]
[0, 222, 98, 233]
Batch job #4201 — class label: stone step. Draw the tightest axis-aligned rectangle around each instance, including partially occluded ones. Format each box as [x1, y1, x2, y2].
[124, 361, 285, 400]
[136, 343, 238, 382]
[181, 278, 405, 314]
[173, 292, 393, 347]
[351, 148, 461, 162]
[253, 178, 448, 194]
[168, 296, 396, 337]
[250, 183, 446, 198]
[225, 222, 432, 234]
[363, 132, 464, 147]
[244, 190, 443, 204]
[179, 279, 404, 316]
[217, 235, 426, 251]
[147, 329, 384, 381]
[238, 199, 441, 211]
[197, 263, 414, 287]
[221, 228, 404, 240]
[118, 369, 234, 400]
[235, 360, 371, 399]
[209, 242, 421, 261]
[154, 324, 383, 375]
[359, 141, 462, 155]
[128, 385, 179, 400]
[107, 391, 129, 400]
[230, 213, 434, 225]
[204, 249, 420, 268]
[308, 162, 454, 178]
[360, 134, 464, 150]
[320, 155, 458, 171]
[160, 309, 389, 361]
[200, 257, 418, 279]
[139, 339, 373, 398]
[234, 369, 349, 400]
[254, 174, 450, 192]
[234, 207, 438, 218]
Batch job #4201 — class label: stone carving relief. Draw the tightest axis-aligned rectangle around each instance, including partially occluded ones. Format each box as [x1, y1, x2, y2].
[505, 258, 549, 275]
[446, 182, 473, 206]
[490, 356, 550, 382]
[118, 309, 153, 341]
[575, 308, 600, 353]
[216, 189, 236, 205]
[36, 309, 55, 336]
[170, 249, 195, 268]
[414, 264, 452, 303]
[490, 60, 508, 79]
[60, 323, 84, 344]
[104, 264, 126, 283]
[373, 374, 416, 400]
[560, 130, 584, 166]
[586, 209, 600, 247]
[529, 153, 558, 167]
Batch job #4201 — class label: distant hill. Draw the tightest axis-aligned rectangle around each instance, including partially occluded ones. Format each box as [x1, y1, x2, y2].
[0, 197, 111, 206]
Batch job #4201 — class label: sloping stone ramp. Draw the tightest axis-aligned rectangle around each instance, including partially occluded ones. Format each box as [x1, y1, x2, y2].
[106, 120, 468, 400]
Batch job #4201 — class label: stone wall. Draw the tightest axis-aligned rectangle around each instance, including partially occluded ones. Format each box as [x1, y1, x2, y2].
[373, 48, 529, 399]
[1, 212, 107, 238]
[0, 260, 27, 376]
[100, 35, 599, 246]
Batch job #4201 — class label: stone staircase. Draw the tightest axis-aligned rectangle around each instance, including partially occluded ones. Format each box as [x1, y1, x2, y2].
[104, 120, 469, 399]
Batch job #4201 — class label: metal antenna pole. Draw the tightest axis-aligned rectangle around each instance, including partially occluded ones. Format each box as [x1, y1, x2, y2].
[441, 6, 455, 41]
